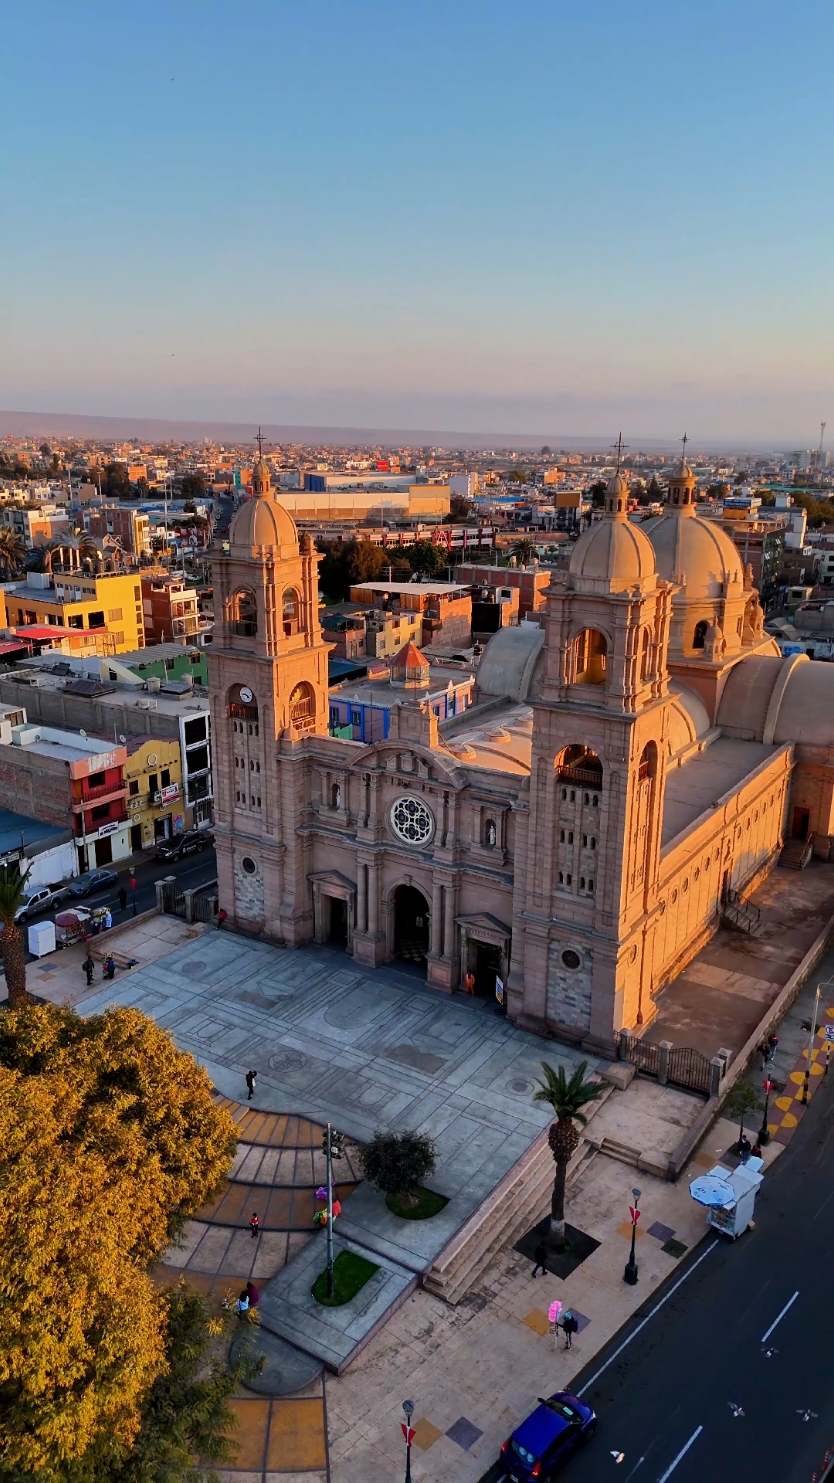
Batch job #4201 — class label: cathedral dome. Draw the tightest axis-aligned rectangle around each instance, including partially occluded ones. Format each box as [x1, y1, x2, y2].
[229, 489, 299, 557]
[569, 472, 656, 591]
[642, 509, 743, 600]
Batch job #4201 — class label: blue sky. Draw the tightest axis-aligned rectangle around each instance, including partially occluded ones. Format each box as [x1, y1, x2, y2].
[3, 0, 832, 443]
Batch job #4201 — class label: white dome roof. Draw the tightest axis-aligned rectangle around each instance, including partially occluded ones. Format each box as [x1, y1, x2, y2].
[569, 517, 656, 590]
[477, 624, 545, 701]
[643, 509, 743, 600]
[229, 492, 299, 557]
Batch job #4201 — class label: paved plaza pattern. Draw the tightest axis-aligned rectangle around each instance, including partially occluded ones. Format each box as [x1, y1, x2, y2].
[76, 933, 588, 1224]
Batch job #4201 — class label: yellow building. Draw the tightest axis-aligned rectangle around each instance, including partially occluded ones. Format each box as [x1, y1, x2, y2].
[125, 736, 187, 851]
[0, 570, 145, 653]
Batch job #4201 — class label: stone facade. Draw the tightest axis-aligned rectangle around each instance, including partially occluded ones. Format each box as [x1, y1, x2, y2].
[207, 460, 834, 1056]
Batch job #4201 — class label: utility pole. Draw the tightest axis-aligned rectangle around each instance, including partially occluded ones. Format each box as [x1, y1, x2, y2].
[818, 422, 827, 474]
[321, 1123, 345, 1297]
[801, 986, 821, 1105]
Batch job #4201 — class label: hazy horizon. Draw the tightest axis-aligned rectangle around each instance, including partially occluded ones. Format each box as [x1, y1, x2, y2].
[3, 1, 832, 446]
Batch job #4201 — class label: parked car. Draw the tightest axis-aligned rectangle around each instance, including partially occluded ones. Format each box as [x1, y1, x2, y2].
[155, 829, 214, 862]
[67, 867, 120, 900]
[500, 1393, 597, 1481]
[14, 882, 73, 923]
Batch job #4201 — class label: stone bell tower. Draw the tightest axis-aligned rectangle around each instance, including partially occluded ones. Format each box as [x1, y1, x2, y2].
[509, 470, 676, 1052]
[208, 443, 332, 938]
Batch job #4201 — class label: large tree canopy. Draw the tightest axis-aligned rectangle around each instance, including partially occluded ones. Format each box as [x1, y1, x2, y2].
[0, 1005, 238, 1480]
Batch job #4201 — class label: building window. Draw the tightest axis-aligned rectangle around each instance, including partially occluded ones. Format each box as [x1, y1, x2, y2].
[561, 949, 581, 969]
[129, 780, 139, 796]
[161, 769, 170, 788]
[241, 856, 257, 875]
[289, 682, 316, 732]
[230, 588, 257, 637]
[558, 871, 564, 884]
[560, 829, 565, 843]
[282, 588, 300, 637]
[573, 628, 607, 685]
[693, 620, 708, 650]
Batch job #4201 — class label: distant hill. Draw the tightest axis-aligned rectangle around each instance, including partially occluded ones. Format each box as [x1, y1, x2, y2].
[0, 407, 694, 452]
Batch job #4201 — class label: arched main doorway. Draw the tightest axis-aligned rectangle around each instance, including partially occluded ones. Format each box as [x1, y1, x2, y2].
[393, 885, 430, 968]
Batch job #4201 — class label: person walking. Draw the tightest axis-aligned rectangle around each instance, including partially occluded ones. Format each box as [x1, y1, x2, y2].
[82, 952, 95, 987]
[103, 908, 112, 931]
[562, 1311, 579, 1350]
[103, 954, 116, 981]
[738, 1132, 752, 1164]
[531, 1240, 548, 1278]
[249, 1212, 260, 1239]
[464, 971, 476, 995]
[129, 873, 138, 916]
[118, 886, 127, 912]
[245, 1069, 257, 1101]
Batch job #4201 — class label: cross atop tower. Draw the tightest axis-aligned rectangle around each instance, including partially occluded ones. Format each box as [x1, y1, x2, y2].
[610, 432, 629, 471]
[256, 427, 264, 460]
[680, 431, 688, 463]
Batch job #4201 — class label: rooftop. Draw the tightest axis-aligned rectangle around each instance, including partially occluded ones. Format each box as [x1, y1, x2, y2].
[348, 580, 470, 596]
[116, 642, 201, 666]
[0, 807, 72, 856]
[661, 736, 780, 850]
[4, 723, 123, 767]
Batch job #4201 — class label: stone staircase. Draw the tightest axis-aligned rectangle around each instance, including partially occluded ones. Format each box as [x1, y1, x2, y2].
[423, 1087, 611, 1306]
[779, 834, 815, 871]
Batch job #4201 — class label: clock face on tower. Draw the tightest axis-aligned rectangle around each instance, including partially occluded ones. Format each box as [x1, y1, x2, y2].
[239, 686, 254, 704]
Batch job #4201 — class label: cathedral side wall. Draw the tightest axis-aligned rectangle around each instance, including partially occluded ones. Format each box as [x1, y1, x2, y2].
[640, 746, 791, 1020]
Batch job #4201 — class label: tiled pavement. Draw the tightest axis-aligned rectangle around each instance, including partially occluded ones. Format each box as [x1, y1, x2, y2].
[765, 993, 834, 1147]
[158, 1097, 361, 1482]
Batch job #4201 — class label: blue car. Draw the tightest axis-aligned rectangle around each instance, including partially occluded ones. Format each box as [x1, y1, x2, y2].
[500, 1392, 596, 1480]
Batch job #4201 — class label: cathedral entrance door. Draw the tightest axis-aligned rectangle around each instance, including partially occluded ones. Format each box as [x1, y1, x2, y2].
[792, 807, 810, 841]
[473, 940, 503, 997]
[393, 885, 430, 969]
[328, 896, 348, 946]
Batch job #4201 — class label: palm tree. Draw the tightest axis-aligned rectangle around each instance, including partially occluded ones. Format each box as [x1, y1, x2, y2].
[533, 1059, 603, 1248]
[0, 528, 24, 579]
[0, 863, 31, 1009]
[511, 537, 536, 567]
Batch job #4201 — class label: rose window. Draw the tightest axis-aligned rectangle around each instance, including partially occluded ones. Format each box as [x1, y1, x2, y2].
[390, 796, 435, 846]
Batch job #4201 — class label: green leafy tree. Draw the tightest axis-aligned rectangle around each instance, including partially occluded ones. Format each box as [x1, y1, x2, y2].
[0, 529, 25, 578]
[360, 1130, 437, 1207]
[448, 494, 472, 522]
[723, 1078, 763, 1150]
[533, 1060, 603, 1248]
[588, 479, 608, 508]
[318, 538, 388, 601]
[407, 539, 447, 577]
[0, 1004, 238, 1479]
[0, 864, 30, 1009]
[180, 474, 206, 502]
[511, 537, 536, 566]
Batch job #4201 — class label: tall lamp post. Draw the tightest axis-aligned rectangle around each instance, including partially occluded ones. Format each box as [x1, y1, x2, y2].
[758, 1078, 774, 1147]
[623, 1187, 641, 1286]
[801, 986, 822, 1105]
[402, 1399, 415, 1483]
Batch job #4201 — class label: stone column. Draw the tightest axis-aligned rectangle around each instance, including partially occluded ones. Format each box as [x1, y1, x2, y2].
[430, 879, 442, 957]
[443, 881, 455, 959]
[357, 862, 367, 934]
[368, 861, 379, 937]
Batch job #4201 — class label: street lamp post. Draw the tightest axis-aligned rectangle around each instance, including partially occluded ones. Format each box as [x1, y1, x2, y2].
[402, 1399, 415, 1483]
[759, 1078, 774, 1147]
[623, 1187, 642, 1286]
[801, 986, 822, 1105]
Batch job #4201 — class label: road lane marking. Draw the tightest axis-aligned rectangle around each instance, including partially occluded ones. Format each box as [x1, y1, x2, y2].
[761, 1290, 799, 1344]
[576, 1241, 718, 1397]
[656, 1427, 703, 1482]
[813, 1187, 834, 1220]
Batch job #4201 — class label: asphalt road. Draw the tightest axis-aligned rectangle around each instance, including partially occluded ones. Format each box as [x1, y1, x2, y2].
[524, 1071, 834, 1483]
[17, 848, 219, 960]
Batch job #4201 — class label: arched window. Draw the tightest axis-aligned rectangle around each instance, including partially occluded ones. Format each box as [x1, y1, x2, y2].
[230, 588, 257, 637]
[485, 818, 497, 848]
[282, 588, 300, 637]
[289, 682, 316, 732]
[640, 628, 652, 681]
[556, 744, 603, 787]
[638, 740, 657, 782]
[573, 629, 607, 685]
[692, 620, 708, 650]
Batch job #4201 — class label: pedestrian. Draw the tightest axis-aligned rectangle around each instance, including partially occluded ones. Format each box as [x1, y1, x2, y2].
[562, 1311, 579, 1349]
[759, 1038, 770, 1072]
[118, 886, 127, 912]
[235, 1289, 249, 1316]
[82, 952, 95, 987]
[464, 971, 476, 995]
[767, 1033, 779, 1062]
[531, 1240, 548, 1278]
[245, 1069, 257, 1101]
[738, 1132, 751, 1164]
[103, 954, 116, 981]
[129, 873, 138, 916]
[249, 1212, 260, 1239]
[246, 1280, 259, 1306]
[217, 907, 228, 931]
[104, 908, 112, 930]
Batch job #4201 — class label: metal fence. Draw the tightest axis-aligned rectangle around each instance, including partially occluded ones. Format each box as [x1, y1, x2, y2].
[619, 1030, 721, 1098]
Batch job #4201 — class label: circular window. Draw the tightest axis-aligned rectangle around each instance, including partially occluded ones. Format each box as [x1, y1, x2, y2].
[241, 856, 257, 876]
[561, 949, 581, 970]
[390, 796, 435, 846]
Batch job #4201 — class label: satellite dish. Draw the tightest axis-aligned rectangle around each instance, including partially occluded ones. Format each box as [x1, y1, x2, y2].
[119, 733, 126, 744]
[79, 728, 87, 738]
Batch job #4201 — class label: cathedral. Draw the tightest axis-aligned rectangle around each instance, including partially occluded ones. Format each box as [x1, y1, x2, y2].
[208, 453, 834, 1055]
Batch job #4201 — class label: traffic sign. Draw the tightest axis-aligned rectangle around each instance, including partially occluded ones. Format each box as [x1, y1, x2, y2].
[822, 1025, 834, 1042]
[629, 1206, 640, 1223]
[401, 1423, 416, 1446]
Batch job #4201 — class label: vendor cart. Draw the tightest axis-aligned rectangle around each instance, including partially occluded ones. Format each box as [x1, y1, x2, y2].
[689, 1160, 764, 1239]
[54, 908, 91, 947]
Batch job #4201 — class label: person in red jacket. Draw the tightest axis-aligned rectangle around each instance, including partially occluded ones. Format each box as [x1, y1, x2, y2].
[249, 1212, 260, 1239]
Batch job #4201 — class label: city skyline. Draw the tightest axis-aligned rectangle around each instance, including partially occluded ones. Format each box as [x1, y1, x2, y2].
[3, 0, 833, 441]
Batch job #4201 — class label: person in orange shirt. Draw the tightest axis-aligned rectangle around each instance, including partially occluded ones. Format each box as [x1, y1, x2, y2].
[464, 971, 476, 995]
